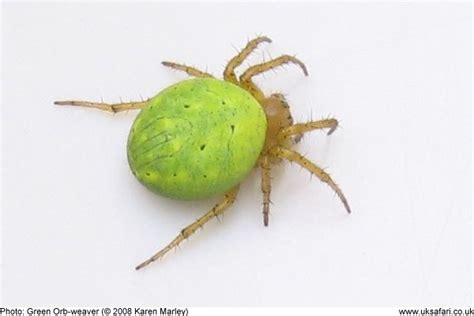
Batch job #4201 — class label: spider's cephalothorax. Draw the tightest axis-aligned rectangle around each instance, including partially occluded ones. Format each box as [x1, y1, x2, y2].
[55, 36, 350, 270]
[261, 93, 295, 150]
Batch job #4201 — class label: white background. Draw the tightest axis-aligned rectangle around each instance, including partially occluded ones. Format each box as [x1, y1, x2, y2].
[2, 2, 471, 306]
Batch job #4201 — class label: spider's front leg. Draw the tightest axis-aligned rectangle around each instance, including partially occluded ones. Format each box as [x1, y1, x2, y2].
[278, 118, 339, 143]
[240, 54, 308, 83]
[135, 186, 240, 270]
[54, 99, 149, 113]
[238, 55, 308, 102]
[161, 61, 214, 78]
[223, 36, 272, 84]
[269, 146, 351, 214]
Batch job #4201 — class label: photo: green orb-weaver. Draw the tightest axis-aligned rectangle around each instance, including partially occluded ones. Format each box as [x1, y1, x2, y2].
[55, 36, 351, 270]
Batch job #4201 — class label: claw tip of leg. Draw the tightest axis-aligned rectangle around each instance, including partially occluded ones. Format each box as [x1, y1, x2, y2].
[262, 36, 272, 43]
[345, 203, 352, 214]
[327, 127, 337, 135]
[135, 263, 146, 270]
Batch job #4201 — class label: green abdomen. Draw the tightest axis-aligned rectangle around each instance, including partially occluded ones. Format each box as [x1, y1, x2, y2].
[127, 78, 267, 200]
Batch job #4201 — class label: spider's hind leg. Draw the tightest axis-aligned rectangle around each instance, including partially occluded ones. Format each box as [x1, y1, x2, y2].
[54, 99, 149, 113]
[135, 186, 240, 270]
[161, 61, 214, 78]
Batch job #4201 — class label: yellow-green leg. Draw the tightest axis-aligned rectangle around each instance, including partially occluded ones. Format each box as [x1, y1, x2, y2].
[54, 99, 149, 113]
[223, 36, 272, 84]
[269, 146, 351, 214]
[238, 55, 308, 103]
[161, 61, 213, 78]
[240, 55, 308, 84]
[135, 186, 240, 270]
[260, 155, 272, 226]
[278, 119, 338, 142]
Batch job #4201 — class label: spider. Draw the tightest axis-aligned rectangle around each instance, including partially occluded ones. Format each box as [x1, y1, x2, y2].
[55, 36, 351, 270]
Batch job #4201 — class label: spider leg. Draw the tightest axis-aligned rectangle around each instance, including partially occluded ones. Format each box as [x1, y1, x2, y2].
[135, 186, 240, 270]
[54, 99, 149, 113]
[223, 36, 272, 84]
[260, 155, 272, 226]
[240, 55, 308, 84]
[269, 146, 351, 214]
[278, 119, 338, 143]
[238, 55, 308, 102]
[161, 61, 214, 78]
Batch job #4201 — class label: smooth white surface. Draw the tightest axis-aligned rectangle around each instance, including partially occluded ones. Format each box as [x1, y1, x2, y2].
[2, 2, 472, 306]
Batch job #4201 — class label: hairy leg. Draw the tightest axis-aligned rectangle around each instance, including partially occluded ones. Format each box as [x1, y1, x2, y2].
[238, 55, 307, 102]
[223, 36, 272, 84]
[278, 119, 338, 143]
[241, 81, 266, 102]
[269, 146, 351, 214]
[240, 55, 308, 84]
[54, 99, 149, 113]
[260, 155, 272, 226]
[161, 61, 213, 78]
[135, 186, 240, 270]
